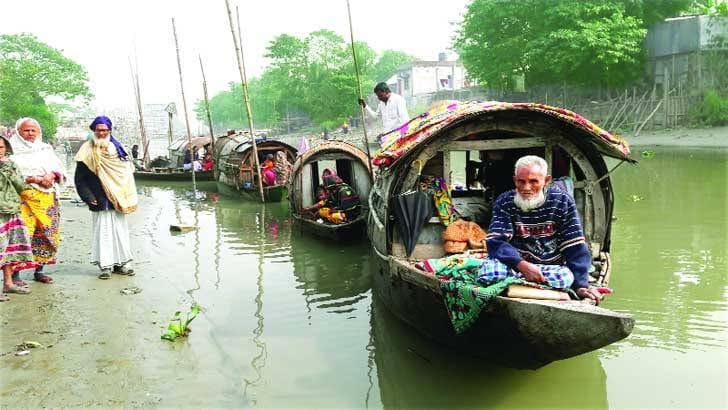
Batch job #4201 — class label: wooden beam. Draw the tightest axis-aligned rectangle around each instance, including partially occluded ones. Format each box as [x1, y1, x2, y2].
[446, 137, 546, 151]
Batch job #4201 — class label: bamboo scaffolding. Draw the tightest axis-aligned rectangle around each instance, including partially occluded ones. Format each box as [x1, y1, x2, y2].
[346, 0, 373, 172]
[224, 0, 265, 202]
[171, 18, 197, 193]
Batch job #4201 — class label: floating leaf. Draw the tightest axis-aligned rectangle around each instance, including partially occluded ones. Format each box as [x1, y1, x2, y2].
[161, 332, 177, 341]
[174, 311, 181, 317]
[190, 304, 201, 315]
[641, 150, 655, 159]
[168, 323, 183, 334]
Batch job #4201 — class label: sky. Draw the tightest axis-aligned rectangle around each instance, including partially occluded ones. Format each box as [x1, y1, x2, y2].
[1, 0, 471, 121]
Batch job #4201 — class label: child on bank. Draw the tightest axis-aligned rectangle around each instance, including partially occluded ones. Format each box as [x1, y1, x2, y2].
[0, 136, 36, 301]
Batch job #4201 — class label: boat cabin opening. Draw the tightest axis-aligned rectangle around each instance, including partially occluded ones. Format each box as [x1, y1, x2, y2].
[291, 142, 372, 212]
[374, 110, 625, 283]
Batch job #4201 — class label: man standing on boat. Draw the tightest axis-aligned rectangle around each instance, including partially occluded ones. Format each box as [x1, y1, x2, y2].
[481, 155, 604, 304]
[74, 116, 138, 280]
[358, 82, 410, 135]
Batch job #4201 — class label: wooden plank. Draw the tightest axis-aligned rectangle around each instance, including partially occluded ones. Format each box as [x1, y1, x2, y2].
[390, 257, 441, 292]
[446, 137, 545, 151]
[442, 149, 451, 185]
[391, 242, 445, 260]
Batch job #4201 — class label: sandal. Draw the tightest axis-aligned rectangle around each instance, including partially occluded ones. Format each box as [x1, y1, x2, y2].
[13, 279, 28, 287]
[98, 271, 111, 280]
[3, 285, 31, 294]
[0, 293, 8, 302]
[33, 274, 53, 284]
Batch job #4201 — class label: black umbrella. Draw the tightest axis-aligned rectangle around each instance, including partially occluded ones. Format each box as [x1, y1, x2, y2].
[393, 190, 433, 257]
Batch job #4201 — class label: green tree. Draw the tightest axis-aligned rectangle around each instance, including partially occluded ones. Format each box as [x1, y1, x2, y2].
[0, 33, 91, 139]
[372, 50, 415, 82]
[197, 30, 414, 131]
[454, 0, 694, 90]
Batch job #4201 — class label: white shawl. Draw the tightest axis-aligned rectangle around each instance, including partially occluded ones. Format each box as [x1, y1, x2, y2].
[9, 135, 67, 193]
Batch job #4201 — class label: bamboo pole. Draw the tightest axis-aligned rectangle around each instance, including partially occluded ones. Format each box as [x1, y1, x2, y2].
[224, 0, 265, 202]
[128, 58, 150, 169]
[346, 0, 373, 172]
[199, 56, 216, 156]
[171, 18, 197, 193]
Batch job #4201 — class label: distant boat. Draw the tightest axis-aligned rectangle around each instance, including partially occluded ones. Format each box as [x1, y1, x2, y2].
[213, 132, 297, 202]
[134, 136, 215, 182]
[289, 141, 372, 241]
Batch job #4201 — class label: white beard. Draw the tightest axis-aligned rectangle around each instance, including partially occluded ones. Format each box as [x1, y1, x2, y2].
[514, 189, 546, 212]
[93, 136, 115, 155]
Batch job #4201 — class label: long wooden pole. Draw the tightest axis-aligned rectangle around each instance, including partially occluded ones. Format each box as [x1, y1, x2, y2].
[128, 58, 150, 169]
[224, 0, 265, 202]
[171, 17, 197, 193]
[346, 0, 373, 172]
[199, 55, 216, 155]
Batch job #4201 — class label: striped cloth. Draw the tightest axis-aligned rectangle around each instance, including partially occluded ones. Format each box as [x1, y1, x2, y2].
[0, 213, 37, 272]
[477, 256, 574, 289]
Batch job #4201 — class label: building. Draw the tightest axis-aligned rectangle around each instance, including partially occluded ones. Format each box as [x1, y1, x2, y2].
[386, 53, 473, 104]
[646, 15, 728, 92]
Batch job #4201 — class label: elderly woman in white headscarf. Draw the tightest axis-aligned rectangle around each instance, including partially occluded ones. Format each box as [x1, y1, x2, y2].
[9, 117, 67, 285]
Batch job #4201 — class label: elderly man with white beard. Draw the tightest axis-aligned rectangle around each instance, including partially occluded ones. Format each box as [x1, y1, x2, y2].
[479, 155, 604, 304]
[74, 116, 138, 280]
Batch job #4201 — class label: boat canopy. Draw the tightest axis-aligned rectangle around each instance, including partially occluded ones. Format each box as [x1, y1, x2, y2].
[289, 141, 372, 211]
[373, 101, 635, 170]
[369, 101, 635, 263]
[169, 136, 212, 152]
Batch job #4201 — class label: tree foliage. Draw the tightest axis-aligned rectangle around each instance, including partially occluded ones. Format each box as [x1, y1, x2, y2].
[0, 33, 91, 139]
[372, 50, 415, 82]
[454, 0, 694, 90]
[197, 30, 412, 131]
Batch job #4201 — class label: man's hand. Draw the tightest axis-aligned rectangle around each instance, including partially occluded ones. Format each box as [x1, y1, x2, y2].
[516, 260, 546, 283]
[576, 287, 604, 305]
[357, 98, 366, 108]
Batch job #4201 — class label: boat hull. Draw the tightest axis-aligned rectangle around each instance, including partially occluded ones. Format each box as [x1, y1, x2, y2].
[292, 212, 367, 241]
[134, 169, 215, 182]
[370, 248, 634, 369]
[216, 182, 288, 202]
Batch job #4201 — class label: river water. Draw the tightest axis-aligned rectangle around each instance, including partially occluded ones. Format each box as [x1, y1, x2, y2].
[1, 146, 726, 408]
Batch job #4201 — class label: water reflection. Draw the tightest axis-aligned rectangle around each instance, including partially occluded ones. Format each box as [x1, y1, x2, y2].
[289, 231, 372, 318]
[129, 148, 728, 410]
[370, 293, 608, 409]
[608, 147, 728, 352]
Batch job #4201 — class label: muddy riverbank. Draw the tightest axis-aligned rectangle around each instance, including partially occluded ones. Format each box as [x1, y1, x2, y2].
[0, 193, 240, 408]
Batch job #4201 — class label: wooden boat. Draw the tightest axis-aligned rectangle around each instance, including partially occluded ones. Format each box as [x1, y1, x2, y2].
[133, 136, 215, 181]
[213, 132, 296, 202]
[289, 141, 372, 241]
[134, 168, 214, 181]
[367, 101, 636, 369]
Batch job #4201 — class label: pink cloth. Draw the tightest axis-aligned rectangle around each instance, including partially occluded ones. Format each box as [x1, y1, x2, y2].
[263, 169, 276, 186]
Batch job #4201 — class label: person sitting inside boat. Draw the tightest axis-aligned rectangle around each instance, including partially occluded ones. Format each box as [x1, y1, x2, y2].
[479, 155, 604, 304]
[182, 148, 202, 172]
[317, 169, 360, 224]
[261, 153, 276, 186]
[201, 153, 214, 171]
[302, 184, 328, 218]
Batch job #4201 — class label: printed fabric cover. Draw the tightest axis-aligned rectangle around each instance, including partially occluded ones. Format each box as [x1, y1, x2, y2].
[373, 101, 631, 169]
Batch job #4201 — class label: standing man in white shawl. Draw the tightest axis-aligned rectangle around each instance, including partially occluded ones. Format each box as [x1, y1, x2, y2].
[9, 117, 67, 285]
[74, 116, 138, 279]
